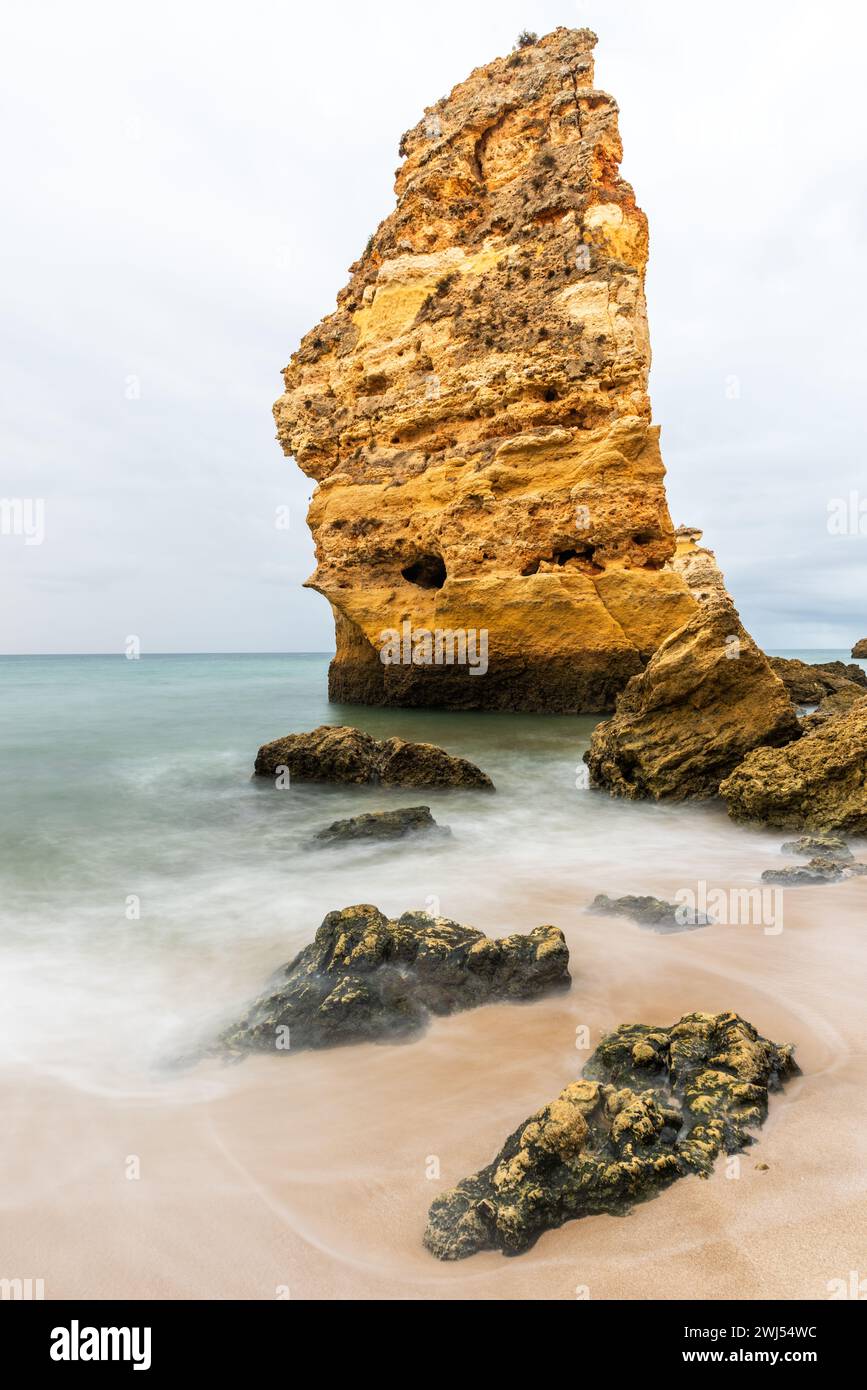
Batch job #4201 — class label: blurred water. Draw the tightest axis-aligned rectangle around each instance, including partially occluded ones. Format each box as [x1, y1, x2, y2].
[0, 650, 863, 1096]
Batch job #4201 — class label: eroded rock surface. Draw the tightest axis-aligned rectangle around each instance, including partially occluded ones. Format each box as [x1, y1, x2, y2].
[769, 656, 866, 706]
[852, 639, 867, 658]
[273, 28, 706, 712]
[219, 905, 569, 1054]
[255, 725, 493, 789]
[311, 805, 447, 845]
[424, 1011, 797, 1259]
[584, 598, 799, 800]
[590, 893, 712, 931]
[720, 697, 867, 833]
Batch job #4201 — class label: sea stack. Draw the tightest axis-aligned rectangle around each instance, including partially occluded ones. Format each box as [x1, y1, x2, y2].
[273, 27, 704, 712]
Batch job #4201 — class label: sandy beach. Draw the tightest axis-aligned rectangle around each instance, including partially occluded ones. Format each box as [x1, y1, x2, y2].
[5, 868, 864, 1300]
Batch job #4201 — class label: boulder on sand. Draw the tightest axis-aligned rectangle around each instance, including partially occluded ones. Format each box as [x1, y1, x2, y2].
[254, 724, 493, 789]
[585, 598, 799, 800]
[720, 696, 867, 834]
[219, 905, 569, 1055]
[311, 805, 448, 846]
[424, 1011, 797, 1259]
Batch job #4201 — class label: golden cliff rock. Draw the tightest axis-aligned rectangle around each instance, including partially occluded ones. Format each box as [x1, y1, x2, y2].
[274, 27, 704, 711]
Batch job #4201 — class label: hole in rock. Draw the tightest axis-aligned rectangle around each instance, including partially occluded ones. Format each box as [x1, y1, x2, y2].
[401, 554, 447, 589]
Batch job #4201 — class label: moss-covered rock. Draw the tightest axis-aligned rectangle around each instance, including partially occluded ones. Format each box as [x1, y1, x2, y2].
[219, 905, 569, 1055]
[423, 1011, 797, 1259]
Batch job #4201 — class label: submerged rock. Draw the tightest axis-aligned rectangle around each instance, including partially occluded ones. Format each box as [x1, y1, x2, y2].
[424, 1011, 797, 1259]
[761, 857, 847, 886]
[311, 805, 448, 846]
[769, 656, 866, 706]
[781, 834, 853, 862]
[585, 598, 799, 800]
[255, 725, 493, 789]
[219, 905, 569, 1055]
[590, 893, 712, 932]
[720, 696, 867, 833]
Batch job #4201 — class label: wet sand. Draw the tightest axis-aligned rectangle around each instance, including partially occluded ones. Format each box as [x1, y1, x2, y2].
[4, 873, 866, 1300]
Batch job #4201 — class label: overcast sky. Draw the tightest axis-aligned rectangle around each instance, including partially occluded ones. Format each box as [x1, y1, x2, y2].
[2, 0, 866, 654]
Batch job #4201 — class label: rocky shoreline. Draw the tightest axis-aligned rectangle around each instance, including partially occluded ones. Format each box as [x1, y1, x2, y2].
[237, 26, 867, 1265]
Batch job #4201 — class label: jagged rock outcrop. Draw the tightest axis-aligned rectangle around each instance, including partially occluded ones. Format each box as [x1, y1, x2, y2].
[311, 805, 448, 845]
[424, 1011, 797, 1259]
[584, 598, 800, 800]
[769, 656, 866, 706]
[852, 639, 867, 657]
[720, 696, 867, 833]
[666, 526, 732, 606]
[218, 905, 569, 1054]
[254, 725, 493, 788]
[273, 28, 708, 712]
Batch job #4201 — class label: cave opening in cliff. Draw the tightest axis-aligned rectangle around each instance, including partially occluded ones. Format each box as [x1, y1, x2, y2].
[401, 554, 447, 589]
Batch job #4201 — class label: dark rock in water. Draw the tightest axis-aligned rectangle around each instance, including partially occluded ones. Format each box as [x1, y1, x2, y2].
[254, 724, 493, 789]
[769, 656, 867, 705]
[590, 893, 712, 932]
[311, 805, 448, 846]
[763, 855, 867, 886]
[424, 1011, 797, 1260]
[219, 905, 569, 1055]
[720, 696, 867, 834]
[781, 835, 853, 863]
[762, 857, 847, 886]
[852, 639, 867, 658]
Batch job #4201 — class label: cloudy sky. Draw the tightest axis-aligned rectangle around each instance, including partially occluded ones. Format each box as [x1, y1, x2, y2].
[2, 0, 866, 654]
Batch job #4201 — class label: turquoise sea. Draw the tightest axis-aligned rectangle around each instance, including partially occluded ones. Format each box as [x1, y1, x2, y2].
[0, 648, 862, 1093]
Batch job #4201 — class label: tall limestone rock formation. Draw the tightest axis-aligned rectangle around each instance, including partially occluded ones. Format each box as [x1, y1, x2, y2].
[274, 27, 701, 711]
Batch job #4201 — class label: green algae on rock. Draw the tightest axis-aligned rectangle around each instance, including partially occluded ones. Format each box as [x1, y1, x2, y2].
[219, 905, 569, 1055]
[423, 1011, 797, 1259]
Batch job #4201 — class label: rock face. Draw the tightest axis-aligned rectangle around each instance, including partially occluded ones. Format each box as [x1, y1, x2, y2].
[219, 905, 570, 1054]
[852, 639, 867, 657]
[585, 598, 800, 800]
[311, 805, 447, 845]
[254, 725, 493, 789]
[769, 656, 866, 705]
[424, 1011, 796, 1259]
[720, 696, 867, 833]
[273, 28, 704, 713]
[590, 893, 712, 931]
